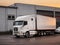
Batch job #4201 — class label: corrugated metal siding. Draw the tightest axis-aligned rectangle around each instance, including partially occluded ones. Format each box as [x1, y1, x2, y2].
[0, 8, 6, 31]
[15, 4, 36, 17]
[7, 8, 16, 31]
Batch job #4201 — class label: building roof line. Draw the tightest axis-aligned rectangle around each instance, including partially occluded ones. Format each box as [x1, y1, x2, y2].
[14, 3, 60, 9]
[0, 6, 17, 9]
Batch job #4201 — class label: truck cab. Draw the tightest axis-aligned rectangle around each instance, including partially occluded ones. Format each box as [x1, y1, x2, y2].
[13, 15, 37, 38]
[13, 21, 28, 37]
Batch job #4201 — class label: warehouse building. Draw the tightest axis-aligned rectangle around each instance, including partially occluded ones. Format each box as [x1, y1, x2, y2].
[0, 3, 60, 32]
[0, 6, 17, 32]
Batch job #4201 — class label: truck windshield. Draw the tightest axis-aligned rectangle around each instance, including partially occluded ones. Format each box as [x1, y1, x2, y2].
[13, 21, 23, 25]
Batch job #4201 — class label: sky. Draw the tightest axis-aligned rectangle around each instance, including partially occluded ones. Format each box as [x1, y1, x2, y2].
[0, 0, 60, 8]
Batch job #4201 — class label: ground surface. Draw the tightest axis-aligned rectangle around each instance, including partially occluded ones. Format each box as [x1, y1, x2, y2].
[0, 34, 60, 45]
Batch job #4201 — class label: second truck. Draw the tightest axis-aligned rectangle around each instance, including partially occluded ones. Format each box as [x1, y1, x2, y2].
[13, 15, 56, 38]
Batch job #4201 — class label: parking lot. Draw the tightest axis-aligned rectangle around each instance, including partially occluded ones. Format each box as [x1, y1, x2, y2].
[0, 34, 60, 45]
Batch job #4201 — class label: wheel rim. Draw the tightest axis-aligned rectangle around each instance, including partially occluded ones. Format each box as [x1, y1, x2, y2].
[25, 32, 30, 38]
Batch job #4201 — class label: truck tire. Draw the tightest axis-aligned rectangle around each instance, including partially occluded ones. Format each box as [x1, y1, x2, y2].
[41, 32, 44, 36]
[43, 32, 46, 36]
[15, 35, 20, 38]
[51, 31, 55, 35]
[25, 32, 30, 38]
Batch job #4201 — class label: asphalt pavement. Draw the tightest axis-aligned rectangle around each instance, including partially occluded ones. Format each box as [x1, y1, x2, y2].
[0, 34, 60, 45]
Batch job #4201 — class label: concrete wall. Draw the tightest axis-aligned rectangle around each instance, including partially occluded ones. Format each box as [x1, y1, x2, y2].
[7, 8, 16, 31]
[15, 4, 36, 17]
[0, 8, 6, 31]
[0, 7, 17, 32]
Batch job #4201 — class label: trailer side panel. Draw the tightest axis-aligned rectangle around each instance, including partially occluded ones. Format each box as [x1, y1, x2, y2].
[37, 15, 56, 30]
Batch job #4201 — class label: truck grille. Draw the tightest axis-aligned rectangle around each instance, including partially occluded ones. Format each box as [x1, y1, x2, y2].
[14, 27, 18, 31]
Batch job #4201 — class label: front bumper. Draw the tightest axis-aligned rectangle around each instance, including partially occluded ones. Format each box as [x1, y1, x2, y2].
[13, 31, 25, 36]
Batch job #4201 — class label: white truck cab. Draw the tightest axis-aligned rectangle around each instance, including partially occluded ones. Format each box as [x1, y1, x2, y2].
[13, 15, 37, 37]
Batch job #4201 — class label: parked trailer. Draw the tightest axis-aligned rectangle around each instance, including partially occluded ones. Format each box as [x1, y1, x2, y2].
[13, 15, 56, 38]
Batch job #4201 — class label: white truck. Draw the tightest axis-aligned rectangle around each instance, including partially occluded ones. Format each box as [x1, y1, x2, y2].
[13, 15, 56, 38]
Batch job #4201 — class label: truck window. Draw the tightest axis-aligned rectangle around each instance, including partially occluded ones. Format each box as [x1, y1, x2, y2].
[13, 21, 23, 25]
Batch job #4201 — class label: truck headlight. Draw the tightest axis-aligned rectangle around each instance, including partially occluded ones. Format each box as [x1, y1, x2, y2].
[14, 27, 18, 31]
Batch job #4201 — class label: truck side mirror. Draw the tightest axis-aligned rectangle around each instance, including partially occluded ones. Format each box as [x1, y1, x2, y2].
[24, 21, 27, 25]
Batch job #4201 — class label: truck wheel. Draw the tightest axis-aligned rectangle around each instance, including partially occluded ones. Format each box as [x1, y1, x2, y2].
[51, 31, 55, 35]
[43, 32, 46, 36]
[15, 36, 20, 38]
[41, 32, 44, 36]
[25, 32, 30, 38]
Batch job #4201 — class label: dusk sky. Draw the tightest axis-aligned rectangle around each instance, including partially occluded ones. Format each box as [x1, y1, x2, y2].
[0, 0, 60, 7]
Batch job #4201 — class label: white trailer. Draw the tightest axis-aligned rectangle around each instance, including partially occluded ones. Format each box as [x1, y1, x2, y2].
[13, 15, 56, 37]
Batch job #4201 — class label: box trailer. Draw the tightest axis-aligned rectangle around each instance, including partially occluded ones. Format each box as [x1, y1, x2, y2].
[13, 15, 56, 37]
